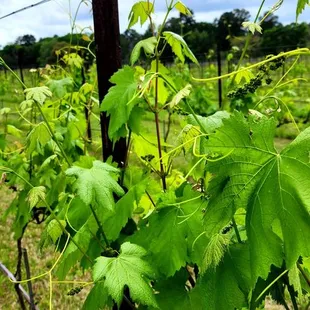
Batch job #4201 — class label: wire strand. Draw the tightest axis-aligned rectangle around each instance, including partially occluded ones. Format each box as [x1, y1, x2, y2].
[0, 0, 52, 21]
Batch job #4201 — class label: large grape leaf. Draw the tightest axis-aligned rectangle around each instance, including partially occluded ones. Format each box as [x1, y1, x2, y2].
[92, 242, 157, 308]
[151, 244, 251, 310]
[192, 243, 252, 310]
[82, 282, 111, 310]
[130, 185, 208, 277]
[56, 216, 97, 280]
[151, 269, 201, 309]
[100, 66, 139, 140]
[66, 160, 124, 213]
[296, 0, 309, 20]
[203, 111, 310, 285]
[103, 178, 147, 241]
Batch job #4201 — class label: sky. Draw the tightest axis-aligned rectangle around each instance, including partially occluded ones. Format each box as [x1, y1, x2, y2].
[0, 0, 309, 47]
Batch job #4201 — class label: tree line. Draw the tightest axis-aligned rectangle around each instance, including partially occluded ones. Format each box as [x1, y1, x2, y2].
[1, 8, 309, 69]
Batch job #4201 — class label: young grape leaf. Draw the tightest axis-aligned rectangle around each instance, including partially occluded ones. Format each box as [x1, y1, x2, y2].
[242, 21, 262, 35]
[174, 1, 192, 16]
[24, 86, 52, 105]
[66, 160, 124, 212]
[131, 36, 157, 65]
[234, 69, 255, 84]
[101, 66, 140, 140]
[27, 122, 51, 155]
[163, 31, 199, 65]
[169, 84, 192, 108]
[47, 77, 73, 98]
[62, 53, 84, 69]
[93, 242, 158, 308]
[128, 1, 154, 28]
[296, 0, 309, 20]
[203, 111, 310, 285]
[27, 186, 46, 210]
[47, 219, 66, 243]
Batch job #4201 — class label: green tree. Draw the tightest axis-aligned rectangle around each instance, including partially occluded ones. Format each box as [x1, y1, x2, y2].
[216, 9, 251, 51]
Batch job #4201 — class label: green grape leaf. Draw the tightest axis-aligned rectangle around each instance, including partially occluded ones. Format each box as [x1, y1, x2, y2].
[203, 111, 310, 285]
[47, 219, 66, 243]
[169, 84, 192, 108]
[39, 168, 57, 188]
[27, 186, 46, 210]
[27, 122, 51, 155]
[56, 216, 97, 280]
[132, 133, 170, 170]
[150, 60, 175, 104]
[163, 31, 198, 65]
[131, 36, 157, 65]
[24, 86, 52, 105]
[193, 243, 252, 310]
[47, 77, 73, 98]
[201, 233, 230, 273]
[288, 264, 302, 298]
[82, 282, 111, 310]
[174, 1, 192, 16]
[101, 66, 139, 140]
[0, 107, 11, 115]
[38, 155, 57, 172]
[93, 242, 158, 308]
[7, 125, 22, 138]
[130, 185, 207, 277]
[63, 53, 84, 68]
[152, 269, 200, 309]
[187, 111, 230, 134]
[5, 190, 31, 239]
[104, 178, 147, 241]
[66, 160, 124, 212]
[296, 0, 310, 20]
[128, 1, 154, 28]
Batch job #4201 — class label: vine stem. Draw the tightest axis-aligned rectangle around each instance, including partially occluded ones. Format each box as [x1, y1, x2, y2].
[231, 217, 242, 243]
[193, 49, 310, 83]
[297, 262, 310, 287]
[89, 204, 110, 247]
[150, 0, 175, 191]
[232, 0, 266, 85]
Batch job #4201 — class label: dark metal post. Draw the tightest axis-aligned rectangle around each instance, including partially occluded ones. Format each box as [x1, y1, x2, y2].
[92, 0, 127, 166]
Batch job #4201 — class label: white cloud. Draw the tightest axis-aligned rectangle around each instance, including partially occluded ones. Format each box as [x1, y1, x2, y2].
[0, 0, 309, 47]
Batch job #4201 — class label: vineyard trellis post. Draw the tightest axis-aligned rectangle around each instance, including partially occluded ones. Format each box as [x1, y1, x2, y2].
[92, 0, 127, 167]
